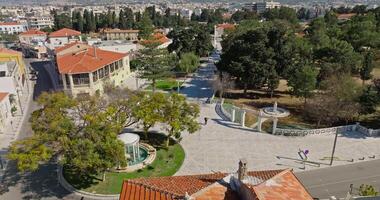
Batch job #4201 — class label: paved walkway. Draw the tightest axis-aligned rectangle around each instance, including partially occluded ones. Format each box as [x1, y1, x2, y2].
[176, 61, 380, 175]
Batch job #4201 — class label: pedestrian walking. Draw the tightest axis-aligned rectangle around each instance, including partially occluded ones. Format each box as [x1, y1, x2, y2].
[204, 117, 208, 125]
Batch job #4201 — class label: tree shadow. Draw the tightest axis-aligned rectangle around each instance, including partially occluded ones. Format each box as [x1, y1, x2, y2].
[0, 160, 72, 200]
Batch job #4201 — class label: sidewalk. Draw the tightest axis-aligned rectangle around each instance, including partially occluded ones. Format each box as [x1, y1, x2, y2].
[0, 68, 34, 180]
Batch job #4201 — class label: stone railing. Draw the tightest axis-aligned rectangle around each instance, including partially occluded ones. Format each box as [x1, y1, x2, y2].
[220, 99, 232, 121]
[274, 125, 356, 136]
[274, 123, 380, 137]
[356, 123, 380, 137]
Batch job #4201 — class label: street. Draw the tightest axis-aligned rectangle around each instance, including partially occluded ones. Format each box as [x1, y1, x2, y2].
[296, 159, 380, 199]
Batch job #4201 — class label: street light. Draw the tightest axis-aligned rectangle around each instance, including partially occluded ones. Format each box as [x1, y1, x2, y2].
[330, 129, 339, 166]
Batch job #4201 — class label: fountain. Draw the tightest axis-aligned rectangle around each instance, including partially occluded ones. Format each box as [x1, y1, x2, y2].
[117, 133, 156, 172]
[258, 102, 290, 133]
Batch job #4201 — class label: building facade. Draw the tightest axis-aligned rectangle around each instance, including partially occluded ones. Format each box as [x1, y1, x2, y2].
[27, 16, 53, 30]
[102, 29, 139, 41]
[19, 29, 48, 59]
[56, 43, 131, 97]
[49, 28, 82, 48]
[0, 22, 28, 34]
[0, 92, 11, 134]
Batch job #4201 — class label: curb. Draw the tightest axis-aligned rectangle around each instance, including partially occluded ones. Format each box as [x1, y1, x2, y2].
[57, 165, 119, 200]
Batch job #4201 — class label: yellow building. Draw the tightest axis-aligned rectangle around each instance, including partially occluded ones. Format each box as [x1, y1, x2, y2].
[0, 48, 26, 80]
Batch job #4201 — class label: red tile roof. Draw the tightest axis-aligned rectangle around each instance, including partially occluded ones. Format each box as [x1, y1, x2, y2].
[19, 29, 47, 36]
[56, 44, 127, 74]
[141, 33, 170, 46]
[217, 23, 236, 30]
[49, 28, 81, 37]
[0, 22, 20, 26]
[54, 41, 85, 53]
[0, 92, 9, 102]
[337, 13, 356, 20]
[251, 169, 314, 200]
[119, 170, 285, 200]
[0, 47, 22, 55]
[103, 28, 139, 33]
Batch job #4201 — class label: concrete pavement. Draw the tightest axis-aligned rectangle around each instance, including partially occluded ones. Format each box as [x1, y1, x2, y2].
[296, 159, 380, 199]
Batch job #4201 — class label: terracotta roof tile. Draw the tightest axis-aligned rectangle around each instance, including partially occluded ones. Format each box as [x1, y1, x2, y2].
[0, 47, 22, 55]
[217, 23, 236, 30]
[50, 28, 81, 37]
[141, 33, 170, 46]
[103, 28, 139, 33]
[250, 169, 314, 200]
[0, 22, 20, 26]
[56, 44, 127, 74]
[119, 169, 286, 200]
[0, 92, 9, 102]
[19, 29, 47, 36]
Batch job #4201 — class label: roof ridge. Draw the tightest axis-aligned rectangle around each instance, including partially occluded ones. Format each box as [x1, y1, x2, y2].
[250, 168, 291, 188]
[126, 180, 183, 197]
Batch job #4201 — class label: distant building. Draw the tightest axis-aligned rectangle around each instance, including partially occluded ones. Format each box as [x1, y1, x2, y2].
[244, 1, 281, 14]
[94, 40, 139, 54]
[101, 29, 139, 41]
[26, 16, 53, 30]
[55, 43, 131, 97]
[19, 29, 48, 59]
[0, 22, 28, 34]
[48, 28, 82, 48]
[180, 9, 193, 20]
[19, 29, 47, 45]
[140, 32, 171, 49]
[214, 23, 236, 51]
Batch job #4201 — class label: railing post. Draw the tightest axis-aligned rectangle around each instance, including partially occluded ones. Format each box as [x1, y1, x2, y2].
[241, 110, 246, 127]
[231, 109, 235, 122]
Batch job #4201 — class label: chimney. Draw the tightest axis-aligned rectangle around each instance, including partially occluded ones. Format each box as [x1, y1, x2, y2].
[238, 158, 247, 181]
[93, 46, 97, 58]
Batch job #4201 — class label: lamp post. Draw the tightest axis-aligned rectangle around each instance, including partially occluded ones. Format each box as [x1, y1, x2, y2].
[330, 129, 339, 166]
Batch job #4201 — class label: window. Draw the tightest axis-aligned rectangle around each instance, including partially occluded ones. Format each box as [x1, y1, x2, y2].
[98, 68, 104, 79]
[93, 71, 98, 82]
[0, 71, 5, 77]
[104, 65, 109, 76]
[65, 74, 70, 86]
[110, 62, 115, 73]
[119, 60, 123, 68]
[72, 73, 90, 85]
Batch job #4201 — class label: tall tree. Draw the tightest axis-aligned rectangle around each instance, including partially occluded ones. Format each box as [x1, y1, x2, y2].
[119, 9, 127, 29]
[178, 52, 200, 74]
[7, 93, 126, 178]
[83, 9, 91, 33]
[162, 93, 200, 147]
[138, 43, 175, 92]
[360, 50, 374, 85]
[131, 92, 166, 139]
[288, 65, 318, 104]
[138, 12, 154, 39]
[125, 7, 135, 29]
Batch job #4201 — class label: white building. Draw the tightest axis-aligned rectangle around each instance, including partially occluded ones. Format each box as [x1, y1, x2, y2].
[180, 9, 193, 20]
[94, 40, 139, 54]
[244, 1, 281, 14]
[0, 22, 28, 34]
[27, 16, 53, 30]
[48, 28, 82, 48]
[0, 92, 11, 134]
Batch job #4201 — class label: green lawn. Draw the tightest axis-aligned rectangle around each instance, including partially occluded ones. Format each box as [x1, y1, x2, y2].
[146, 79, 184, 91]
[63, 132, 185, 194]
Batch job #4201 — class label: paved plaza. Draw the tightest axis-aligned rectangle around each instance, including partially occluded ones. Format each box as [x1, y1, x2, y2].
[176, 62, 380, 175]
